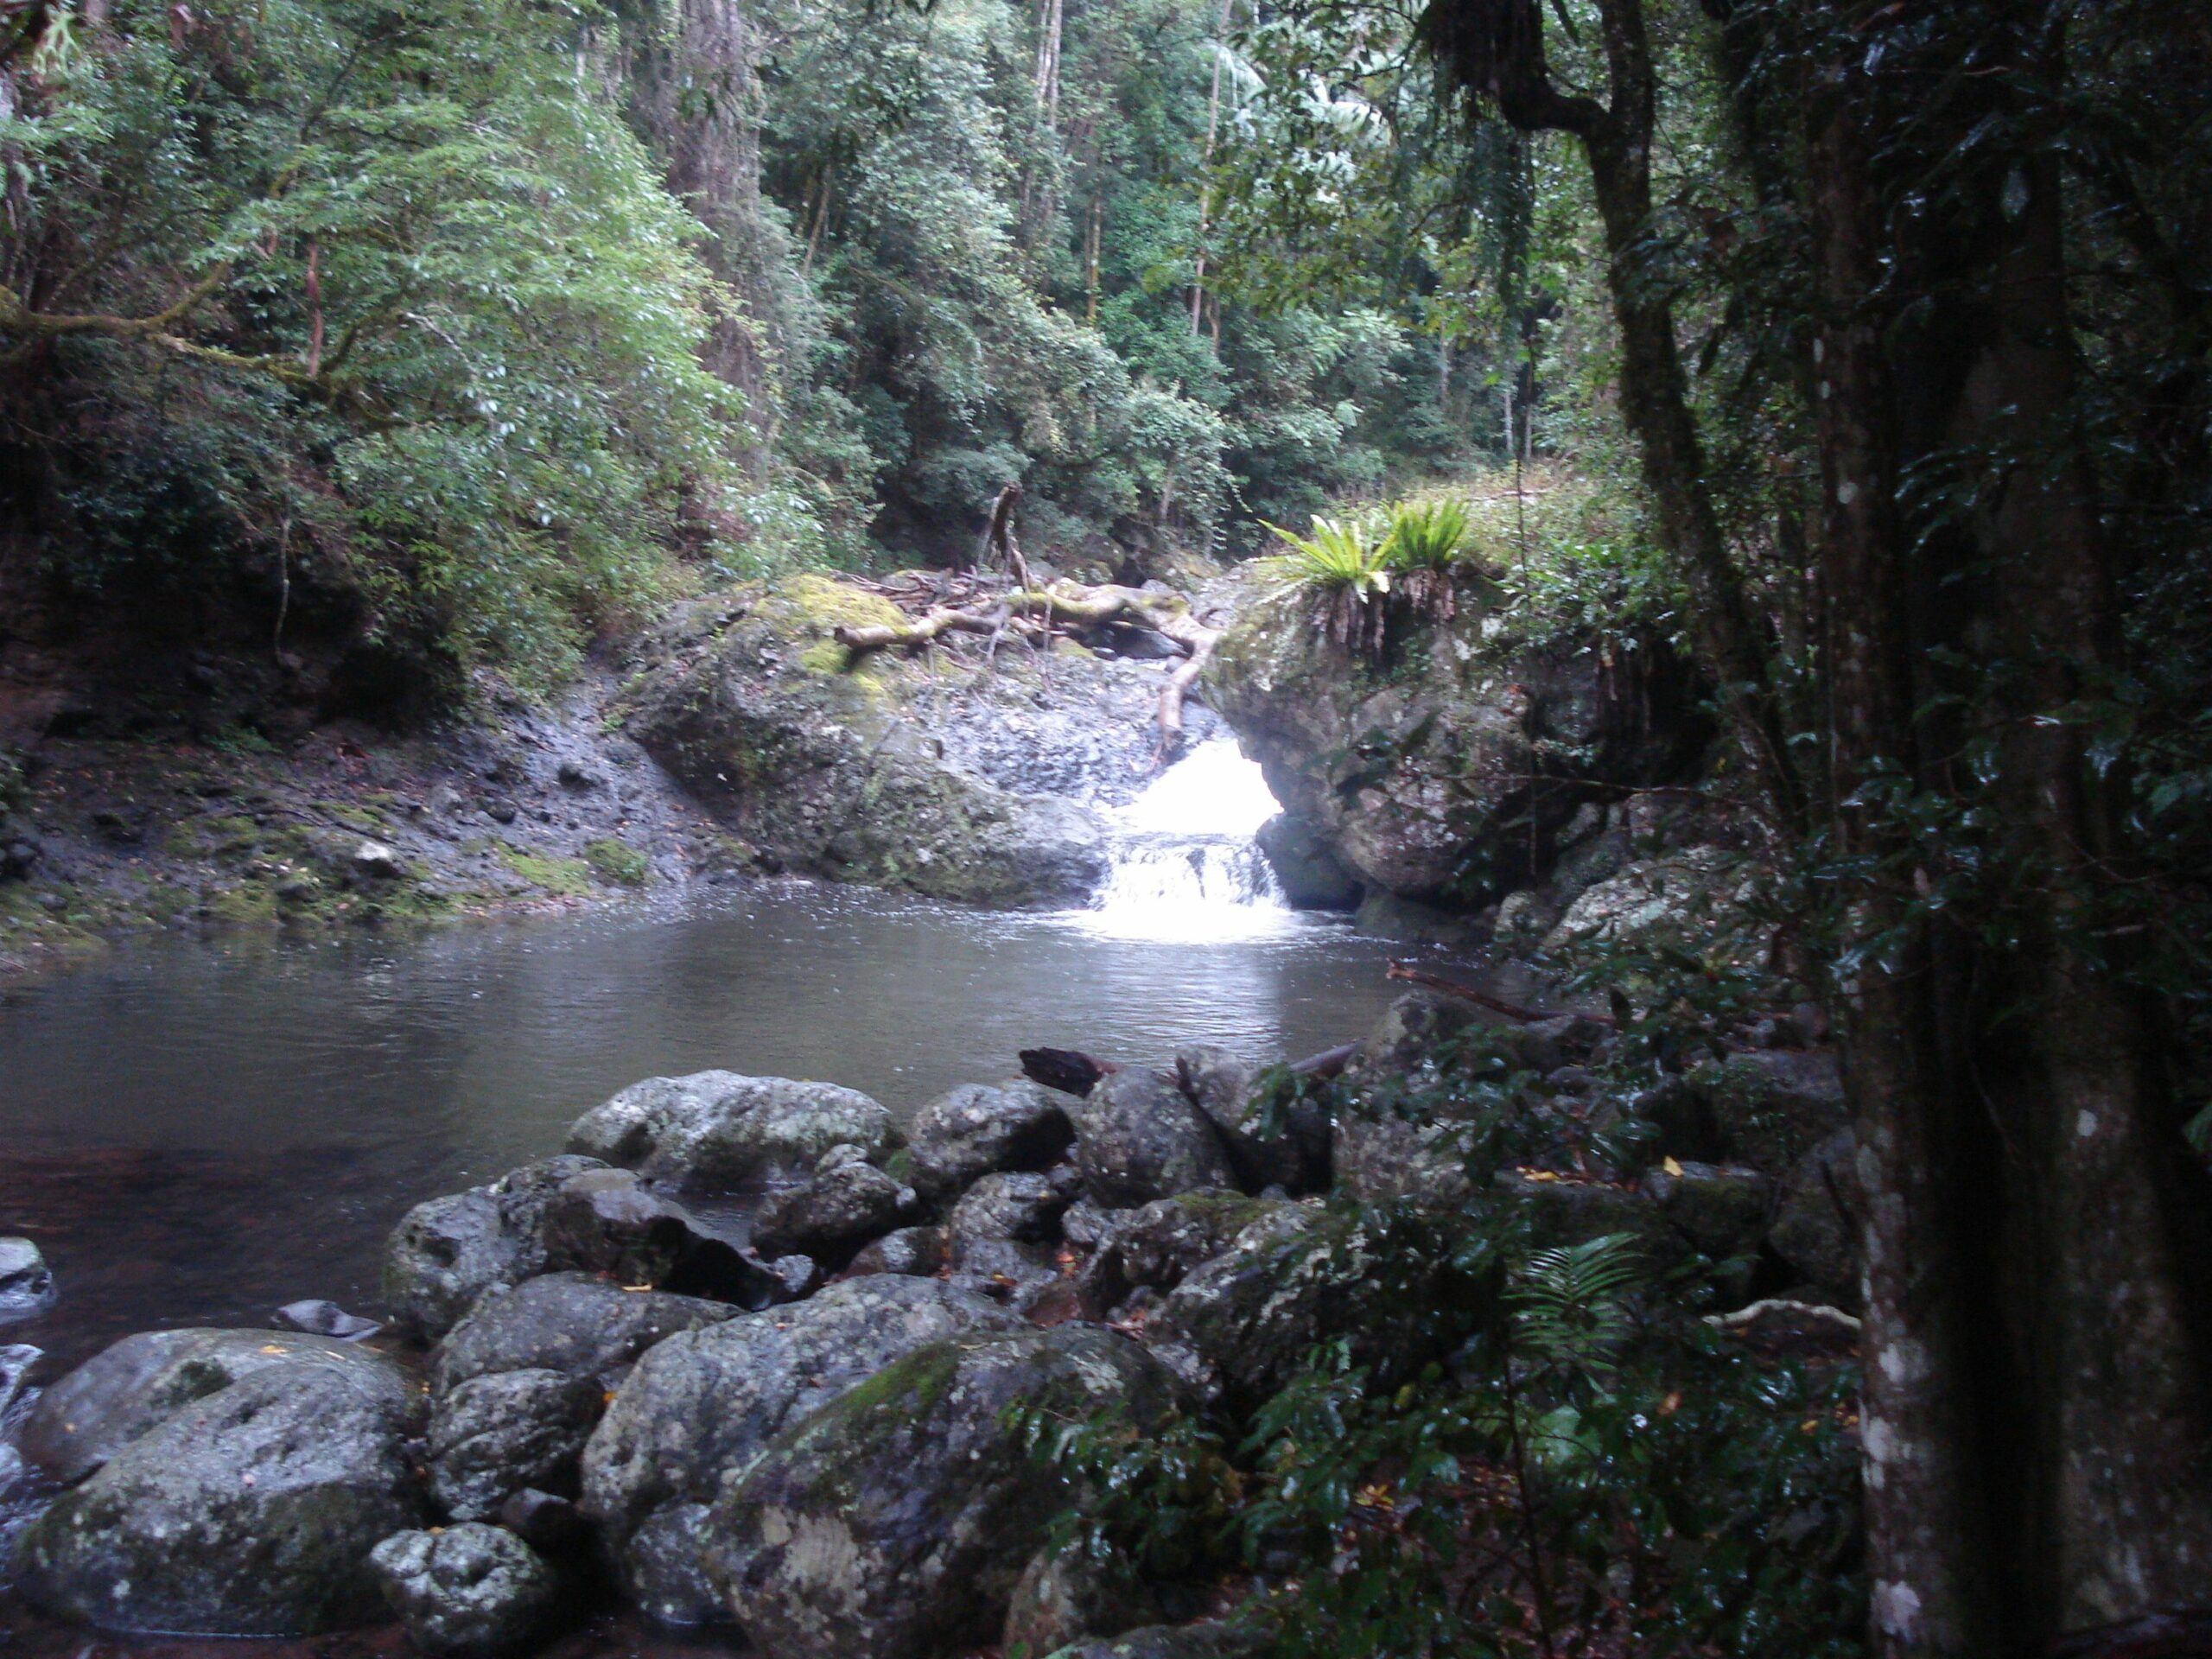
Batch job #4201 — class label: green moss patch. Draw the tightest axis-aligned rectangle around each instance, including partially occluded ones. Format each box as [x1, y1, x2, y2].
[499, 846, 594, 897]
[584, 837, 650, 887]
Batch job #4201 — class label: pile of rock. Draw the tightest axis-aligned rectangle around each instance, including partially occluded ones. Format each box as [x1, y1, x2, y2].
[1, 992, 1856, 1659]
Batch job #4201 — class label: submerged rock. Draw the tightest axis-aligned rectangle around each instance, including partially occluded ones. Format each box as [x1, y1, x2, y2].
[20, 1325, 402, 1486]
[0, 1236, 55, 1325]
[566, 1070, 897, 1188]
[702, 1325, 1186, 1659]
[16, 1356, 422, 1635]
[372, 1523, 558, 1656]
[581, 1275, 1020, 1625]
[383, 1154, 609, 1340]
[1074, 1067, 1236, 1209]
[907, 1078, 1076, 1200]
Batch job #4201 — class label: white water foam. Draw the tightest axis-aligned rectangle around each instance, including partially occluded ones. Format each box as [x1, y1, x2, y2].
[1074, 739, 1295, 942]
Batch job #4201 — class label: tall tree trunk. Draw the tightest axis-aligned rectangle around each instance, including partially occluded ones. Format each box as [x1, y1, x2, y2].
[1188, 0, 1231, 334]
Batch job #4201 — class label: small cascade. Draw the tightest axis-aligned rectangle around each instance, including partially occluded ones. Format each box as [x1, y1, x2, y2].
[1077, 739, 1295, 941]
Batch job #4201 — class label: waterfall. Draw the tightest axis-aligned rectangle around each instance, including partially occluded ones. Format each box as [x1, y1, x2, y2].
[1075, 739, 1294, 941]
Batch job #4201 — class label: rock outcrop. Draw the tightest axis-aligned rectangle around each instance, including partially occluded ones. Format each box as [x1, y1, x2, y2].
[619, 575, 1230, 907]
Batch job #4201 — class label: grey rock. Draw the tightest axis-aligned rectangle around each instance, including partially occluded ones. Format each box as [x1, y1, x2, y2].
[1767, 1128, 1863, 1307]
[383, 1154, 609, 1340]
[845, 1224, 947, 1278]
[566, 1070, 897, 1189]
[16, 1357, 422, 1635]
[581, 1275, 1020, 1625]
[702, 1325, 1186, 1659]
[1642, 1160, 1772, 1258]
[432, 1272, 738, 1395]
[1, 1340, 41, 1419]
[1173, 1046, 1325, 1192]
[1074, 1067, 1236, 1209]
[353, 839, 408, 880]
[1052, 1618, 1270, 1658]
[428, 1367, 601, 1522]
[0, 1236, 55, 1325]
[538, 1168, 796, 1307]
[1147, 1205, 1462, 1412]
[908, 1078, 1075, 1200]
[1690, 1047, 1849, 1170]
[423, 1274, 736, 1520]
[947, 1170, 1068, 1246]
[1254, 812, 1361, 910]
[1077, 1192, 1291, 1315]
[1004, 1548, 1161, 1656]
[372, 1523, 557, 1656]
[753, 1154, 915, 1262]
[20, 1325, 401, 1485]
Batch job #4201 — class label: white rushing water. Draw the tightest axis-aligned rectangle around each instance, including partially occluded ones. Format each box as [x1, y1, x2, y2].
[1075, 738, 1296, 941]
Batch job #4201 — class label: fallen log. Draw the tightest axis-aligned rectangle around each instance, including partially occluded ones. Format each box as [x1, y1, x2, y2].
[1287, 1039, 1358, 1078]
[831, 605, 1033, 652]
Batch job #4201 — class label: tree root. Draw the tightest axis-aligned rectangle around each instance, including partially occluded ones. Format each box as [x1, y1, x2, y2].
[831, 579, 1223, 761]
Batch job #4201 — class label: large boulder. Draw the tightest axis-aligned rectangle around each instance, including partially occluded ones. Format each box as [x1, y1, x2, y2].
[1077, 1192, 1294, 1315]
[1254, 812, 1361, 910]
[20, 1326, 403, 1485]
[538, 1166, 800, 1306]
[1687, 1047, 1849, 1171]
[1173, 1045, 1327, 1192]
[15, 1355, 423, 1634]
[908, 1078, 1076, 1201]
[1146, 1206, 1463, 1412]
[702, 1325, 1187, 1659]
[752, 1146, 916, 1262]
[581, 1275, 1021, 1625]
[1767, 1128, 1863, 1307]
[566, 1070, 897, 1188]
[1074, 1068, 1236, 1209]
[1541, 846, 1769, 969]
[1004, 1548, 1162, 1656]
[424, 1274, 736, 1520]
[371, 1523, 558, 1656]
[1206, 567, 1700, 907]
[0, 1236, 55, 1325]
[384, 1155, 608, 1340]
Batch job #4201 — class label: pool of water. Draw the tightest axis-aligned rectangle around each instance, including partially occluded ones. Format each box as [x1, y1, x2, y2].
[0, 880, 1411, 1370]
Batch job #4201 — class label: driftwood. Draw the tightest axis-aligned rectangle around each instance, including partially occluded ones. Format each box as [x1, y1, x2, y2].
[1020, 1046, 1121, 1098]
[1384, 961, 1611, 1027]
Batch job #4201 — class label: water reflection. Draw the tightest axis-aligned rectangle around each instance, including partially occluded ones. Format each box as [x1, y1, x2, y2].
[0, 881, 1408, 1363]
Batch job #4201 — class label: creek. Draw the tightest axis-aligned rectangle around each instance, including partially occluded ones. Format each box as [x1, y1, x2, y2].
[0, 741, 1404, 1371]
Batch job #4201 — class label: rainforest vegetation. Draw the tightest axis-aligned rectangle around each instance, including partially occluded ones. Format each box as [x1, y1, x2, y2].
[3, 0, 2210, 1656]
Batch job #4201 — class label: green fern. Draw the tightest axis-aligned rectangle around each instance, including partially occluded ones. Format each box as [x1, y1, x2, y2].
[1380, 498, 1470, 572]
[1259, 515, 1391, 597]
[1506, 1231, 1644, 1368]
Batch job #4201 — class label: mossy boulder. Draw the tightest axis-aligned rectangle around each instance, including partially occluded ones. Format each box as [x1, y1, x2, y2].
[15, 1354, 423, 1635]
[565, 1069, 897, 1189]
[702, 1325, 1186, 1659]
[581, 1276, 1021, 1624]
